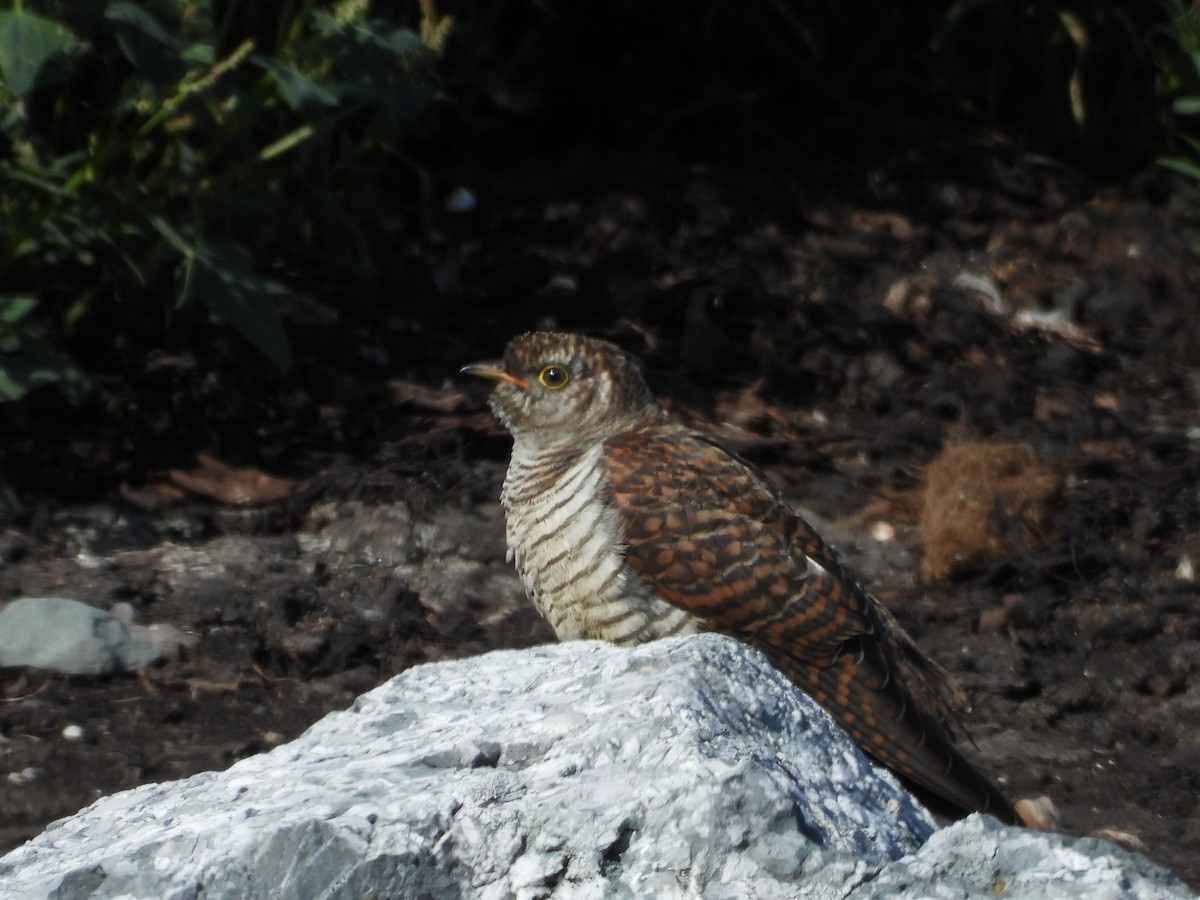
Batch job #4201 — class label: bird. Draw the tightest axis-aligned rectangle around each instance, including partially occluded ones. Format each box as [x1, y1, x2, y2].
[462, 330, 1019, 825]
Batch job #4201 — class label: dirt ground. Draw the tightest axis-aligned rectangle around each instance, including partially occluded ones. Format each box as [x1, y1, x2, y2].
[2, 144, 1200, 889]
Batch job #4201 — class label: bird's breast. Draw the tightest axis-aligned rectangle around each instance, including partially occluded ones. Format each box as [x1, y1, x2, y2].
[502, 441, 698, 645]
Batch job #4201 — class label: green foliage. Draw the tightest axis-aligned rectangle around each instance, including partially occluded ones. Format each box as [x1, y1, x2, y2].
[0, 7, 82, 96]
[0, 0, 448, 389]
[483, 1, 1187, 175]
[927, 1, 1170, 171]
[1149, 0, 1200, 180]
[0, 292, 88, 511]
[0, 295, 88, 403]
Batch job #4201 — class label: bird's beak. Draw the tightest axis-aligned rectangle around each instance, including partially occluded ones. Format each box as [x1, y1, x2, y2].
[460, 361, 530, 390]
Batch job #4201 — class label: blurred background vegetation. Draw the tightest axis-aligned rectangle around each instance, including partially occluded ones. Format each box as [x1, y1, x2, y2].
[1, 0, 1199, 506]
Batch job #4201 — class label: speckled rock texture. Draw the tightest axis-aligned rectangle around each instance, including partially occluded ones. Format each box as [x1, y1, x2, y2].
[0, 635, 1190, 899]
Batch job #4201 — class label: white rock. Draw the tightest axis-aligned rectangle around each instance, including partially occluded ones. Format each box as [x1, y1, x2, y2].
[0, 597, 161, 675]
[0, 635, 1190, 899]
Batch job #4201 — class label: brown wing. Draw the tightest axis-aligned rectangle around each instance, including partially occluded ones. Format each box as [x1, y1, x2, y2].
[601, 424, 1018, 824]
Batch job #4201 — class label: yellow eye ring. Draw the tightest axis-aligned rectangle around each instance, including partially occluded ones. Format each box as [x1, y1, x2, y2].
[537, 364, 570, 390]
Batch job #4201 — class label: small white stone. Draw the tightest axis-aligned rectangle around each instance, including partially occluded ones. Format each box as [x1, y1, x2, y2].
[7, 766, 40, 785]
[445, 186, 477, 214]
[1175, 554, 1194, 582]
[869, 521, 895, 542]
[62, 724, 85, 741]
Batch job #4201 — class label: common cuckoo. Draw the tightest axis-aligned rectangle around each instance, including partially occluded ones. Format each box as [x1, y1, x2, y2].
[463, 330, 1018, 824]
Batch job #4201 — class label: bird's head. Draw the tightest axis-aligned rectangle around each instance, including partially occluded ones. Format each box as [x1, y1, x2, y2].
[462, 332, 660, 443]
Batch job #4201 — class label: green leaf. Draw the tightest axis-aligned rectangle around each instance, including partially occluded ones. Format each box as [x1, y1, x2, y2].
[181, 43, 214, 66]
[0, 360, 84, 401]
[370, 24, 427, 58]
[0, 333, 89, 402]
[0, 370, 19, 399]
[186, 243, 292, 370]
[0, 11, 81, 96]
[258, 124, 316, 161]
[253, 56, 339, 110]
[1172, 96, 1200, 115]
[325, 20, 432, 96]
[1158, 155, 1200, 181]
[0, 295, 37, 324]
[1180, 133, 1200, 156]
[103, 1, 187, 85]
[310, 12, 342, 37]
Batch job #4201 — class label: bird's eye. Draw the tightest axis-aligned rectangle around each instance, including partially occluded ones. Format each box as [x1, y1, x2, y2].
[537, 364, 570, 390]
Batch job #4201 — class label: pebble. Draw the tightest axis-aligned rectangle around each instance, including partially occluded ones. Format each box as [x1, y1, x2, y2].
[869, 521, 895, 542]
[0, 597, 162, 675]
[8, 766, 40, 785]
[1174, 554, 1194, 582]
[444, 186, 477, 213]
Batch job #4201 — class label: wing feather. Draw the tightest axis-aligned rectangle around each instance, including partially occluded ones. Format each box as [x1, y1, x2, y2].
[601, 425, 1017, 823]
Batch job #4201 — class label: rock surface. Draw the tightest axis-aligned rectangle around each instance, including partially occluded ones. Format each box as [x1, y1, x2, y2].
[0, 635, 1191, 899]
[0, 597, 162, 675]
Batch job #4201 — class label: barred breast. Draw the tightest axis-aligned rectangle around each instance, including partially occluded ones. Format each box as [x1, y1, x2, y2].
[501, 440, 699, 645]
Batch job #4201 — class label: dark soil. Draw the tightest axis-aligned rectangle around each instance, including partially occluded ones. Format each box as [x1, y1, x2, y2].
[2, 145, 1200, 889]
